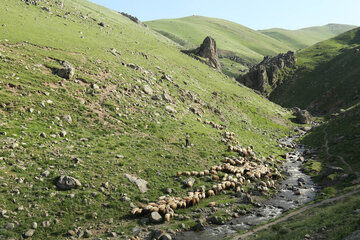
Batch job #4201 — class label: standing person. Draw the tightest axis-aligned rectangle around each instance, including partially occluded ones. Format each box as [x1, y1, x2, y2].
[185, 133, 190, 147]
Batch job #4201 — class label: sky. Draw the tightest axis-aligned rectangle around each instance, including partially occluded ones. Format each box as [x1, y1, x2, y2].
[88, 0, 360, 30]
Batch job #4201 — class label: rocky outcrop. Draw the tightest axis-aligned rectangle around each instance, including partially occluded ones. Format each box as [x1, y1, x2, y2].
[183, 36, 221, 71]
[237, 51, 296, 96]
[120, 12, 147, 27]
[293, 107, 312, 124]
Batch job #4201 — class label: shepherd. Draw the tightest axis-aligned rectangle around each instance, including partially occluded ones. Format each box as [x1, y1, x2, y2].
[185, 133, 190, 147]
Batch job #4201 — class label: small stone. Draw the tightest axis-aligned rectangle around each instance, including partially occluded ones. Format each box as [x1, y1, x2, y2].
[42, 221, 51, 228]
[165, 106, 177, 113]
[28, 108, 34, 113]
[42, 170, 50, 177]
[63, 115, 72, 124]
[208, 202, 216, 207]
[40, 132, 47, 138]
[143, 84, 153, 95]
[109, 232, 117, 237]
[59, 131, 67, 137]
[31, 222, 38, 229]
[24, 229, 35, 238]
[5, 223, 15, 230]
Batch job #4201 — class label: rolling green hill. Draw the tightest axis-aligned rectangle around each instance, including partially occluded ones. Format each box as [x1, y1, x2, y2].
[260, 24, 357, 50]
[0, 1, 297, 239]
[270, 27, 360, 114]
[146, 16, 292, 77]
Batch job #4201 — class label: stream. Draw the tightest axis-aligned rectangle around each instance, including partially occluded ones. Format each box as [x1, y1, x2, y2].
[175, 134, 318, 240]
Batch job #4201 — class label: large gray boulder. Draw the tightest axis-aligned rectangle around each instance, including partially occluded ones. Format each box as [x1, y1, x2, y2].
[123, 174, 148, 193]
[56, 61, 75, 79]
[150, 211, 163, 224]
[56, 175, 82, 190]
[182, 177, 195, 188]
[293, 108, 312, 124]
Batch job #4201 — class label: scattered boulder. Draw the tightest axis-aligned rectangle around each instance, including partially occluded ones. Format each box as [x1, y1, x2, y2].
[123, 174, 148, 193]
[143, 85, 153, 95]
[55, 61, 75, 79]
[5, 223, 15, 230]
[56, 175, 82, 190]
[22, 0, 40, 5]
[63, 115, 72, 124]
[194, 220, 206, 231]
[161, 233, 172, 240]
[165, 106, 177, 113]
[150, 211, 163, 223]
[98, 22, 107, 27]
[183, 36, 221, 71]
[24, 229, 35, 238]
[237, 51, 296, 96]
[237, 193, 254, 204]
[293, 108, 312, 124]
[182, 177, 195, 188]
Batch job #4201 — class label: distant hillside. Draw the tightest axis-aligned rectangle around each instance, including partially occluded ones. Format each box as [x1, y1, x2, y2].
[260, 24, 357, 50]
[270, 27, 360, 114]
[146, 16, 292, 77]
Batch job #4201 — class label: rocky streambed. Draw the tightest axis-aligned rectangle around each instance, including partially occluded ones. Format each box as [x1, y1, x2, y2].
[175, 134, 317, 240]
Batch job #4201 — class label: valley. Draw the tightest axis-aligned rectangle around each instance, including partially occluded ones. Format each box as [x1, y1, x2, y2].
[0, 0, 359, 240]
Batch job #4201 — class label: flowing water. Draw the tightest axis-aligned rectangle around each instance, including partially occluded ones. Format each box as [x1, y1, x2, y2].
[175, 136, 317, 240]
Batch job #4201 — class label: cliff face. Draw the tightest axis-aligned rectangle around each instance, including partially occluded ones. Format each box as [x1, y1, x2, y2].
[237, 51, 296, 96]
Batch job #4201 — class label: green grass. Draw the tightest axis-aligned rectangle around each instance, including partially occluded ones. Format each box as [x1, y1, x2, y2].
[251, 191, 360, 240]
[0, 0, 298, 239]
[270, 27, 360, 114]
[146, 15, 292, 76]
[260, 24, 357, 50]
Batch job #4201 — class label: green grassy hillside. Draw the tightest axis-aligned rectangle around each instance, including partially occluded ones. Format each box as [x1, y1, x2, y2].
[260, 24, 357, 50]
[270, 27, 360, 114]
[146, 16, 292, 77]
[0, 1, 297, 239]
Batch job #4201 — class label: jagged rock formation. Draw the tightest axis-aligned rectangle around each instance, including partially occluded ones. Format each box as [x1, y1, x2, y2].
[293, 107, 312, 124]
[120, 12, 147, 27]
[237, 51, 296, 96]
[183, 36, 222, 71]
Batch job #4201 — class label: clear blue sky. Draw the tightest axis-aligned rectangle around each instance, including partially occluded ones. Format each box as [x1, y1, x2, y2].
[88, 0, 359, 30]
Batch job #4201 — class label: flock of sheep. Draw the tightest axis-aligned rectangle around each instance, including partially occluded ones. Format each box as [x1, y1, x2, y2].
[130, 126, 282, 223]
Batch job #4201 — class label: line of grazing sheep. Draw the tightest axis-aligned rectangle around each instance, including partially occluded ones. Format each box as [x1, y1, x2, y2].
[130, 153, 281, 222]
[202, 119, 225, 130]
[130, 120, 283, 223]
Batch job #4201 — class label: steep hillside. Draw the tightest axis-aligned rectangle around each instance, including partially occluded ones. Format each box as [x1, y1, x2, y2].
[0, 1, 296, 239]
[260, 24, 357, 50]
[146, 16, 292, 77]
[270, 27, 360, 114]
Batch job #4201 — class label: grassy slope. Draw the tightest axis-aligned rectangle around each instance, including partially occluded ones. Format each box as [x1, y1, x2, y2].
[0, 0, 296, 239]
[270, 27, 360, 114]
[260, 24, 357, 50]
[146, 16, 292, 77]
